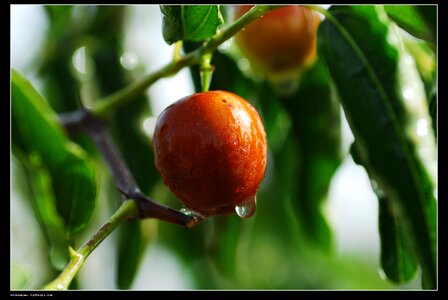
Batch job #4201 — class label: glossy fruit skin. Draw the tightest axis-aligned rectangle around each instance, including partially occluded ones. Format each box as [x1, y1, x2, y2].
[153, 91, 267, 217]
[235, 5, 320, 78]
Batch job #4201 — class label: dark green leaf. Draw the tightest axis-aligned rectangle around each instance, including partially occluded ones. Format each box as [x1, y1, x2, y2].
[116, 220, 143, 289]
[160, 6, 182, 45]
[319, 5, 437, 288]
[353, 142, 418, 283]
[161, 5, 223, 45]
[280, 60, 342, 252]
[385, 5, 435, 44]
[12, 69, 97, 234]
[50, 159, 96, 233]
[12, 158, 70, 271]
[415, 6, 436, 41]
[378, 197, 418, 283]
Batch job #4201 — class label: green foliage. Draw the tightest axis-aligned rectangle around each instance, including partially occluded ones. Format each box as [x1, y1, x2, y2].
[116, 220, 144, 289]
[11, 4, 436, 290]
[161, 5, 223, 45]
[378, 197, 418, 283]
[12, 70, 97, 235]
[82, 6, 157, 288]
[276, 60, 342, 252]
[385, 5, 435, 45]
[318, 5, 437, 287]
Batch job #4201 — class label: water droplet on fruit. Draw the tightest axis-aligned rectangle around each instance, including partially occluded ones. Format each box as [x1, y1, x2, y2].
[235, 195, 257, 219]
[240, 147, 248, 156]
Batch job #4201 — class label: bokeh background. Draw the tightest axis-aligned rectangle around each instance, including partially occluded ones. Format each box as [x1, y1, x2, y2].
[11, 5, 423, 289]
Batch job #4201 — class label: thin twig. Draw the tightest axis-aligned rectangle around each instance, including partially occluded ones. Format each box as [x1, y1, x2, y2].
[90, 5, 280, 117]
[43, 200, 138, 290]
[60, 110, 195, 226]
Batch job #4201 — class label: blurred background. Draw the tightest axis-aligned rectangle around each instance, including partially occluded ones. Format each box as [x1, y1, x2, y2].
[11, 5, 421, 289]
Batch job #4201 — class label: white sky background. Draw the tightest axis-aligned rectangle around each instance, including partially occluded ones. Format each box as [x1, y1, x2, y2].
[11, 5, 385, 289]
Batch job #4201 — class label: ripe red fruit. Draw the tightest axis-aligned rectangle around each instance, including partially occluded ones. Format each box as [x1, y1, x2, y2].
[153, 90, 267, 218]
[234, 5, 320, 80]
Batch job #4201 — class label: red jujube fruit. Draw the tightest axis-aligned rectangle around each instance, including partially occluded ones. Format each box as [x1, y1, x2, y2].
[153, 90, 267, 218]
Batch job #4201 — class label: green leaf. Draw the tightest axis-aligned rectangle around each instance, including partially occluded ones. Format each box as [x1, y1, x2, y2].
[399, 32, 436, 139]
[385, 5, 435, 44]
[415, 6, 436, 41]
[116, 220, 143, 289]
[318, 6, 437, 288]
[161, 5, 223, 45]
[378, 197, 418, 283]
[12, 69, 97, 234]
[12, 157, 70, 271]
[280, 60, 342, 252]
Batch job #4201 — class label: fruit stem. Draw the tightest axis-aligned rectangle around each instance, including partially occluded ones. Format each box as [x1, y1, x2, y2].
[173, 40, 183, 62]
[42, 200, 138, 290]
[90, 5, 281, 117]
[200, 52, 214, 92]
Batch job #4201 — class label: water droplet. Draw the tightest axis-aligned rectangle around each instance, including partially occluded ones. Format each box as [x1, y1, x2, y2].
[180, 206, 193, 216]
[181, 206, 204, 218]
[237, 57, 250, 71]
[181, 206, 205, 228]
[416, 118, 428, 137]
[120, 51, 138, 70]
[235, 195, 257, 219]
[402, 86, 414, 100]
[57, 284, 64, 290]
[240, 147, 248, 156]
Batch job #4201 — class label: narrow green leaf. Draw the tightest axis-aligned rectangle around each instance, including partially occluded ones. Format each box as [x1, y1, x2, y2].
[12, 157, 70, 271]
[378, 196, 418, 283]
[385, 5, 435, 44]
[116, 221, 143, 289]
[50, 157, 96, 233]
[161, 5, 223, 45]
[415, 6, 436, 42]
[12, 69, 97, 234]
[352, 136, 419, 283]
[160, 5, 182, 45]
[278, 60, 342, 252]
[318, 6, 437, 288]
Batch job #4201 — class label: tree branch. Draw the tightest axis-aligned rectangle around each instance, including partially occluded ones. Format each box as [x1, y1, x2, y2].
[89, 5, 280, 118]
[42, 200, 138, 290]
[60, 110, 198, 227]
